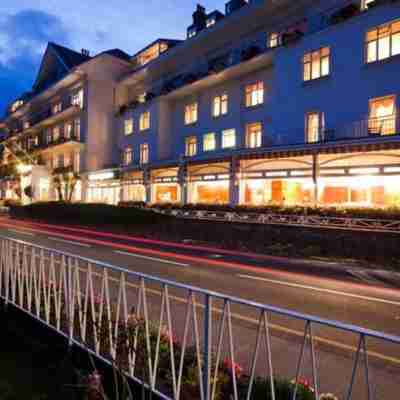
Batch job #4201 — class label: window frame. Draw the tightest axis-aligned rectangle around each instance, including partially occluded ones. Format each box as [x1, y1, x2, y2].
[185, 136, 197, 157]
[140, 143, 149, 164]
[305, 111, 325, 143]
[365, 20, 400, 64]
[303, 47, 330, 82]
[212, 94, 229, 117]
[245, 122, 263, 148]
[245, 82, 264, 108]
[184, 102, 198, 125]
[124, 118, 134, 135]
[222, 129, 236, 149]
[368, 95, 397, 136]
[139, 111, 150, 131]
[203, 132, 217, 152]
[124, 146, 133, 166]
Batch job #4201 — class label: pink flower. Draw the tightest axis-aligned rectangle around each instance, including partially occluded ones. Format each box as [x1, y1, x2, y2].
[223, 358, 243, 378]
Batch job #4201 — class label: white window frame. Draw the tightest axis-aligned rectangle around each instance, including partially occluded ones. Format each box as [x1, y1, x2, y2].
[203, 133, 216, 152]
[245, 122, 262, 148]
[222, 129, 236, 149]
[245, 82, 264, 108]
[303, 47, 330, 82]
[184, 103, 198, 125]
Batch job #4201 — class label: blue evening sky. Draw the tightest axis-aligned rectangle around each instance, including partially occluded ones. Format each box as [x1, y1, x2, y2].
[0, 1, 226, 116]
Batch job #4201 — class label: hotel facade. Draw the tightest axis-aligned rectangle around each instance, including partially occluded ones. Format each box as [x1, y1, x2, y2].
[2, 0, 400, 208]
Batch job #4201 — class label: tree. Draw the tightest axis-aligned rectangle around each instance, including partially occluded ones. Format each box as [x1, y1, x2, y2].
[52, 167, 81, 203]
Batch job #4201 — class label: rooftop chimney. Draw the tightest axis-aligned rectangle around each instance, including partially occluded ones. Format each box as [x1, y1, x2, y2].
[192, 4, 207, 31]
[81, 49, 90, 57]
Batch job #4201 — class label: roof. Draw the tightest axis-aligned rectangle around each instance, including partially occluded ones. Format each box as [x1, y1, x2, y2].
[131, 38, 183, 60]
[102, 48, 132, 62]
[48, 42, 92, 69]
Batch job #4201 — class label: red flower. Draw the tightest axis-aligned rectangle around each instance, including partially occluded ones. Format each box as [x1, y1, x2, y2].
[223, 358, 243, 378]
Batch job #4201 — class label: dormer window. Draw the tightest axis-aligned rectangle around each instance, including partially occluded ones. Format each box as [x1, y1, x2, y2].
[188, 27, 197, 38]
[136, 41, 170, 66]
[206, 18, 216, 28]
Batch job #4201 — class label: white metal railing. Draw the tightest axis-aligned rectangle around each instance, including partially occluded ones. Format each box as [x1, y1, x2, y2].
[0, 235, 400, 400]
[154, 208, 400, 233]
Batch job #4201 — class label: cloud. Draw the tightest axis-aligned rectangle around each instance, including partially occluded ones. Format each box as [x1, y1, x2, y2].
[0, 9, 70, 66]
[0, 9, 70, 115]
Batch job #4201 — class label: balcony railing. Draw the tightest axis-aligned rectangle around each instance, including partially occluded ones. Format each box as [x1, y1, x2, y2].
[268, 115, 400, 149]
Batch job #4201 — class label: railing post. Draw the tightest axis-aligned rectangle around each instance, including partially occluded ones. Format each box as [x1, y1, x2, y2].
[203, 293, 212, 400]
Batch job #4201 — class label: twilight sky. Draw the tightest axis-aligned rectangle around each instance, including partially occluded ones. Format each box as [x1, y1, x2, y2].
[0, 0, 226, 116]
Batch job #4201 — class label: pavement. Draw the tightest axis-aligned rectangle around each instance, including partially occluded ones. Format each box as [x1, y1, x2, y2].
[0, 215, 400, 398]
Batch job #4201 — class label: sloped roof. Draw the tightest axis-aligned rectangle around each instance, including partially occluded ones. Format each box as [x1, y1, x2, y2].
[49, 42, 92, 69]
[102, 48, 131, 62]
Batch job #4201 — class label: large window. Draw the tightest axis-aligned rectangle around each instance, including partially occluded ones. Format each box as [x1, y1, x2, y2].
[185, 136, 197, 156]
[222, 129, 236, 149]
[139, 112, 150, 131]
[212, 94, 228, 117]
[303, 47, 330, 81]
[71, 89, 84, 108]
[268, 32, 279, 48]
[203, 133, 216, 152]
[306, 112, 325, 143]
[369, 96, 396, 135]
[140, 143, 149, 164]
[53, 126, 60, 141]
[124, 119, 133, 135]
[64, 122, 72, 139]
[52, 102, 62, 114]
[245, 82, 264, 107]
[123, 147, 133, 165]
[74, 118, 81, 140]
[184, 103, 198, 125]
[246, 122, 262, 148]
[366, 21, 400, 63]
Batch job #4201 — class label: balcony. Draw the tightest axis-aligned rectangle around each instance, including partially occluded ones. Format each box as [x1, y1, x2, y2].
[36, 135, 84, 154]
[6, 103, 82, 139]
[268, 115, 399, 147]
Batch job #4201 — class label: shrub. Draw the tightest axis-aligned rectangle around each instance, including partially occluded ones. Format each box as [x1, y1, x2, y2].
[9, 202, 172, 226]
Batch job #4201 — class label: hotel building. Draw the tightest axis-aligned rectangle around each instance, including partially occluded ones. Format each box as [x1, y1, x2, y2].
[2, 0, 400, 208]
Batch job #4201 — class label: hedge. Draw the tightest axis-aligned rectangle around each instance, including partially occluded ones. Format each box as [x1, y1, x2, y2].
[9, 202, 172, 226]
[119, 202, 400, 221]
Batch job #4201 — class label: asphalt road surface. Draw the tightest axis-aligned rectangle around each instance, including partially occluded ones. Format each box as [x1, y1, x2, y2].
[0, 215, 399, 399]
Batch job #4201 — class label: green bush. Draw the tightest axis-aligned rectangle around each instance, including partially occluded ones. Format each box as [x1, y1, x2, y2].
[149, 203, 400, 220]
[9, 202, 171, 226]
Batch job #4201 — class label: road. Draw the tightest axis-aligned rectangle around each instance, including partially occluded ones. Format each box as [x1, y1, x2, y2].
[0, 215, 399, 398]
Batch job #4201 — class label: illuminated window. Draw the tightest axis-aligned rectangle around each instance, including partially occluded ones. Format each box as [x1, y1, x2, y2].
[136, 42, 169, 66]
[206, 18, 216, 28]
[222, 129, 236, 148]
[11, 100, 24, 113]
[52, 102, 62, 114]
[23, 121, 30, 130]
[369, 96, 396, 135]
[124, 147, 133, 165]
[184, 103, 198, 125]
[71, 89, 84, 108]
[213, 94, 228, 117]
[138, 93, 147, 103]
[53, 126, 61, 141]
[74, 152, 80, 173]
[245, 82, 264, 107]
[366, 21, 400, 63]
[306, 112, 325, 143]
[74, 118, 81, 140]
[140, 143, 149, 164]
[124, 118, 133, 135]
[269, 32, 279, 48]
[188, 28, 197, 38]
[363, 0, 376, 9]
[303, 47, 330, 81]
[139, 111, 150, 131]
[47, 129, 52, 144]
[185, 136, 197, 156]
[246, 122, 262, 148]
[203, 133, 216, 151]
[65, 122, 72, 139]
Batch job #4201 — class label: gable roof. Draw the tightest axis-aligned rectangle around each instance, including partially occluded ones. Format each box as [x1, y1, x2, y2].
[32, 42, 91, 94]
